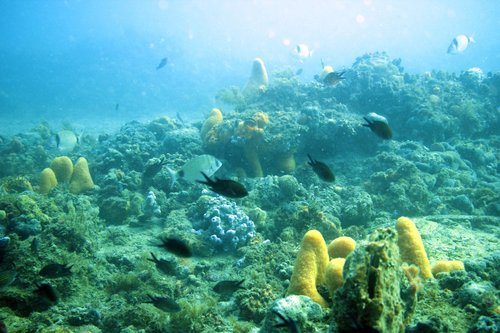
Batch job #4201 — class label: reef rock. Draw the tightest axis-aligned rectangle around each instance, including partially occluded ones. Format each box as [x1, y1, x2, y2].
[330, 228, 417, 333]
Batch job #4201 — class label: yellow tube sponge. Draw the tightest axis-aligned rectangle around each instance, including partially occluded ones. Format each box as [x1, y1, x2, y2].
[50, 156, 74, 183]
[287, 230, 329, 307]
[200, 108, 223, 142]
[39, 168, 58, 194]
[275, 152, 296, 174]
[328, 236, 356, 259]
[396, 217, 433, 279]
[243, 58, 268, 95]
[243, 145, 263, 178]
[431, 260, 465, 275]
[253, 111, 269, 129]
[69, 157, 94, 194]
[325, 258, 346, 297]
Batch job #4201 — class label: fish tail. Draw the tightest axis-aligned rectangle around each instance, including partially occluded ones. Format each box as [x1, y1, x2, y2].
[166, 166, 177, 189]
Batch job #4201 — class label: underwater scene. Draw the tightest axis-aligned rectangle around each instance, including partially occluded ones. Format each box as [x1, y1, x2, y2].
[0, 1, 499, 332]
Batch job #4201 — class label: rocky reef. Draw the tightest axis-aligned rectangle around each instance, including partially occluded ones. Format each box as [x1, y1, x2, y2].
[0, 52, 498, 332]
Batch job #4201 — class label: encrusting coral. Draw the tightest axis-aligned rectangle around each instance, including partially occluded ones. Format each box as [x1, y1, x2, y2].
[50, 156, 74, 183]
[286, 229, 329, 307]
[396, 216, 433, 279]
[69, 157, 94, 194]
[39, 167, 58, 194]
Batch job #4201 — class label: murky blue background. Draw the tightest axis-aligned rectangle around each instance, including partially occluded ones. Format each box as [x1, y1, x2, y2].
[0, 0, 498, 134]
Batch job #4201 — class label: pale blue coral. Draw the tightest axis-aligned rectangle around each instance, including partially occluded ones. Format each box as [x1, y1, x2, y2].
[194, 193, 255, 251]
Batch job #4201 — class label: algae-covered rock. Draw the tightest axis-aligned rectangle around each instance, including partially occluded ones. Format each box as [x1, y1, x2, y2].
[330, 228, 417, 332]
[259, 295, 326, 333]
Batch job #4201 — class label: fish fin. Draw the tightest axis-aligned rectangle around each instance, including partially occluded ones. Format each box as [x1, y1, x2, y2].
[469, 35, 475, 43]
[166, 166, 177, 189]
[149, 252, 158, 262]
[307, 154, 315, 164]
[197, 172, 213, 186]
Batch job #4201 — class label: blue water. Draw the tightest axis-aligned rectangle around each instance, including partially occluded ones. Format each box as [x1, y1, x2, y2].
[0, 0, 499, 134]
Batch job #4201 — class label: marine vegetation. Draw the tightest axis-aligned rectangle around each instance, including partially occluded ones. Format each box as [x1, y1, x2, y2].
[0, 52, 498, 333]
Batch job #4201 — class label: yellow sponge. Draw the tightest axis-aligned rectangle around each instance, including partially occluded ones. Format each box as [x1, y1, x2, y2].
[328, 236, 356, 259]
[39, 168, 58, 194]
[287, 230, 329, 307]
[325, 258, 346, 297]
[69, 157, 94, 194]
[431, 260, 465, 275]
[396, 217, 433, 279]
[200, 108, 223, 141]
[50, 156, 73, 183]
[243, 58, 268, 95]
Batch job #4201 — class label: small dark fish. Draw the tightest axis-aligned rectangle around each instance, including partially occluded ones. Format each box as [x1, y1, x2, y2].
[158, 237, 192, 258]
[197, 172, 248, 198]
[146, 294, 181, 312]
[115, 103, 119, 111]
[323, 70, 345, 86]
[39, 263, 72, 278]
[295, 68, 303, 76]
[31, 237, 40, 254]
[307, 154, 335, 182]
[147, 252, 177, 275]
[0, 266, 17, 289]
[156, 57, 168, 70]
[273, 309, 301, 333]
[176, 112, 186, 127]
[213, 279, 245, 295]
[34, 282, 58, 304]
[362, 113, 393, 140]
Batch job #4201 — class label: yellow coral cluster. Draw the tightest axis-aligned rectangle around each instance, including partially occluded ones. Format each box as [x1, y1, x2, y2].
[39, 168, 58, 194]
[287, 232, 357, 307]
[69, 157, 94, 194]
[396, 216, 433, 279]
[242, 58, 268, 95]
[431, 260, 465, 275]
[328, 236, 356, 259]
[200, 108, 223, 143]
[289, 217, 466, 308]
[38, 156, 94, 194]
[287, 230, 329, 307]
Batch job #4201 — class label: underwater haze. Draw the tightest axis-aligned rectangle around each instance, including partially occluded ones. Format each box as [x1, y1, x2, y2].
[0, 1, 499, 333]
[0, 0, 499, 134]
